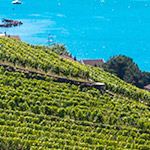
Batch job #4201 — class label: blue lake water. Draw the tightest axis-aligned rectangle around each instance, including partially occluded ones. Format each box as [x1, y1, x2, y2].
[0, 0, 150, 71]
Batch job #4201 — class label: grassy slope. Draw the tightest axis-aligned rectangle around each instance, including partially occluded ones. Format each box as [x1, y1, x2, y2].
[0, 37, 150, 149]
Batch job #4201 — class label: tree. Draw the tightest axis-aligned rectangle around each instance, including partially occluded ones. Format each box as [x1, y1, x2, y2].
[51, 42, 71, 56]
[74, 56, 76, 61]
[103, 55, 149, 88]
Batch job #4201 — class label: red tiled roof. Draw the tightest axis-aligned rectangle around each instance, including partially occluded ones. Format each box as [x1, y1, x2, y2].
[144, 84, 150, 90]
[8, 36, 21, 41]
[2, 35, 21, 41]
[82, 59, 104, 67]
[59, 55, 76, 62]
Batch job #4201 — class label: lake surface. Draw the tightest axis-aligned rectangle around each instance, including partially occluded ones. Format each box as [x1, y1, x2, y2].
[0, 0, 150, 71]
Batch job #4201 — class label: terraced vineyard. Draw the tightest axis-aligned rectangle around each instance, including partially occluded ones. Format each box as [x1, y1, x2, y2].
[1, 37, 150, 105]
[0, 37, 150, 149]
[0, 37, 89, 79]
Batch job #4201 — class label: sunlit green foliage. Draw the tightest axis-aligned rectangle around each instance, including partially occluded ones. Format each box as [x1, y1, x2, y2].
[103, 55, 150, 88]
[0, 67, 150, 149]
[51, 42, 71, 56]
[0, 37, 150, 149]
[0, 37, 89, 78]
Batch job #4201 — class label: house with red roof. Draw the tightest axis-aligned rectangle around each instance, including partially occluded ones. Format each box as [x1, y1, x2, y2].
[144, 84, 150, 92]
[0, 33, 21, 41]
[59, 55, 78, 62]
[81, 59, 104, 67]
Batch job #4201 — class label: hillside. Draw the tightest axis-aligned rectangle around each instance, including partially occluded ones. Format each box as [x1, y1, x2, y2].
[0, 37, 150, 149]
[0, 37, 89, 79]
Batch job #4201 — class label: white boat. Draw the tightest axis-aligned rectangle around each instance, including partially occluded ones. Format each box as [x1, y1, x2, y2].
[12, 0, 22, 4]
